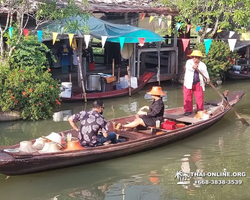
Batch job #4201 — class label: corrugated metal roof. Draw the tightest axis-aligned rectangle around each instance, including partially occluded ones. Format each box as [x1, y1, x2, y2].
[0, 0, 178, 15]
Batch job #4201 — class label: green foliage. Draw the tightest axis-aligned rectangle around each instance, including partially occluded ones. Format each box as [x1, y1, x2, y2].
[160, 0, 250, 38]
[36, 0, 89, 31]
[0, 64, 61, 120]
[196, 40, 239, 82]
[7, 34, 51, 68]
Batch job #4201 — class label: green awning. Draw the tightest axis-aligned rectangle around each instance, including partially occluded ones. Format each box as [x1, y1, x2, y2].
[42, 15, 163, 43]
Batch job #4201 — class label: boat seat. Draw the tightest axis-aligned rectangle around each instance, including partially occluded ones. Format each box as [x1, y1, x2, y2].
[164, 113, 201, 124]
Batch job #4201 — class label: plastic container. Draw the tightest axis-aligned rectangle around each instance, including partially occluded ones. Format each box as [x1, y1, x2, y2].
[60, 82, 72, 98]
[232, 65, 242, 71]
[119, 76, 138, 89]
[89, 62, 95, 71]
[156, 120, 161, 128]
[130, 77, 138, 89]
[119, 77, 129, 89]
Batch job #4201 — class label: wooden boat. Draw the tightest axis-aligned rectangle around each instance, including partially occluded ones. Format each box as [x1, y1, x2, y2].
[0, 91, 245, 175]
[61, 71, 155, 102]
[225, 70, 250, 80]
[225, 64, 250, 80]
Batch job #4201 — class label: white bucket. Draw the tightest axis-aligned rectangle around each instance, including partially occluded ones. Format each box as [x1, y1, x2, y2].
[60, 82, 72, 98]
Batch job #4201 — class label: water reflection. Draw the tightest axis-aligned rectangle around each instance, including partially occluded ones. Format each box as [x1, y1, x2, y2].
[53, 110, 72, 122]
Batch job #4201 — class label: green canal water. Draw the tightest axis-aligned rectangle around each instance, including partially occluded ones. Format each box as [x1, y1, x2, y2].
[0, 80, 250, 200]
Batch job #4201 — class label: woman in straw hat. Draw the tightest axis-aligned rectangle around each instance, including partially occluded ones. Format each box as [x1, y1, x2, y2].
[183, 50, 210, 116]
[121, 86, 166, 130]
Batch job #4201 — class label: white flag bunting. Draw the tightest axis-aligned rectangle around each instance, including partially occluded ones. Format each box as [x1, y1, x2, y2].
[228, 39, 237, 51]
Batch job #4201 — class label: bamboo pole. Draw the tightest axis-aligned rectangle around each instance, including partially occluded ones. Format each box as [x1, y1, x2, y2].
[112, 58, 115, 77]
[69, 73, 71, 82]
[78, 38, 87, 103]
[127, 66, 131, 96]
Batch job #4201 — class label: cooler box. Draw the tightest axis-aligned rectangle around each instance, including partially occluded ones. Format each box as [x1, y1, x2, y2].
[60, 82, 72, 98]
[162, 120, 176, 130]
[101, 77, 115, 92]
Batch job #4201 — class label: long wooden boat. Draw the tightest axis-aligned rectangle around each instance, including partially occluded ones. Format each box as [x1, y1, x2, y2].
[61, 71, 155, 102]
[0, 91, 245, 175]
[225, 70, 250, 80]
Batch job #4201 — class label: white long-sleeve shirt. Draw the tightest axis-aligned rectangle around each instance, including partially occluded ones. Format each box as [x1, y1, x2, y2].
[184, 59, 210, 91]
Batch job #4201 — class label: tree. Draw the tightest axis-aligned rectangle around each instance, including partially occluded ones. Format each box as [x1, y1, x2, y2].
[0, 0, 88, 120]
[160, 0, 250, 39]
[0, 0, 88, 58]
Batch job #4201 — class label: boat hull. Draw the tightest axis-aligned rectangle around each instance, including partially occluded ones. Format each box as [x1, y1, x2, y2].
[0, 91, 245, 175]
[225, 70, 250, 80]
[61, 71, 155, 102]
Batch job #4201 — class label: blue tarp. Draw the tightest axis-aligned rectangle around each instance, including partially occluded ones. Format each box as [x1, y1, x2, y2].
[43, 15, 163, 43]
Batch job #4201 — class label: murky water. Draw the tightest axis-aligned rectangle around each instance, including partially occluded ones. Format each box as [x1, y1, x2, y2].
[1, 80, 250, 200]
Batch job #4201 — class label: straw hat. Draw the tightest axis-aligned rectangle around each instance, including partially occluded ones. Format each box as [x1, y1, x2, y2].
[64, 140, 84, 151]
[38, 142, 62, 154]
[19, 141, 37, 153]
[121, 43, 133, 59]
[188, 50, 205, 58]
[32, 137, 46, 150]
[45, 132, 62, 144]
[147, 86, 166, 96]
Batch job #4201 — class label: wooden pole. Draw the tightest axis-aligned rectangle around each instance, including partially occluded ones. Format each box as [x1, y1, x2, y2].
[127, 66, 131, 96]
[157, 42, 161, 86]
[112, 58, 115, 77]
[78, 38, 87, 103]
[69, 73, 71, 82]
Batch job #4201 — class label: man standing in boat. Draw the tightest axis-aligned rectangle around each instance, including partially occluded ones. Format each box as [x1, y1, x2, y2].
[68, 100, 117, 147]
[183, 50, 210, 116]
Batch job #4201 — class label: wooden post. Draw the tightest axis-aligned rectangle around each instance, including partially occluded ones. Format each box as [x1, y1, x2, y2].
[127, 66, 131, 96]
[69, 74, 71, 82]
[246, 46, 250, 65]
[157, 42, 161, 86]
[112, 58, 115, 76]
[78, 38, 87, 103]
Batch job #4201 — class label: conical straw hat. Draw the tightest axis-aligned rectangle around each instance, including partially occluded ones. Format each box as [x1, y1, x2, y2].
[38, 142, 62, 154]
[188, 50, 205, 58]
[121, 43, 133, 59]
[19, 141, 37, 153]
[45, 132, 62, 144]
[32, 137, 46, 150]
[147, 86, 166, 96]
